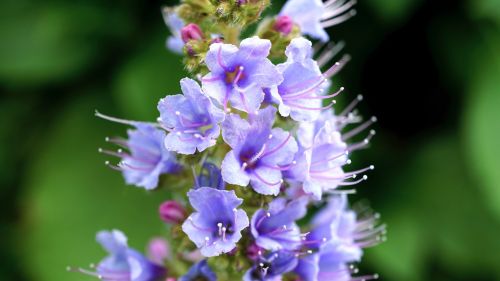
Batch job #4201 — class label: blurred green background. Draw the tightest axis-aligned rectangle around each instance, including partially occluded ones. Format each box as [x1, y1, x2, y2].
[1, 0, 499, 280]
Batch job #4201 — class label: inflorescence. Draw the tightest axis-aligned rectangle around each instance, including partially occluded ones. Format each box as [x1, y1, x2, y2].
[70, 1, 386, 280]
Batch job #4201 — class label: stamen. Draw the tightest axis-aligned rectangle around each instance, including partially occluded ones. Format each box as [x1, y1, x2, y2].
[323, 54, 351, 78]
[322, 10, 357, 28]
[286, 101, 335, 111]
[347, 130, 376, 152]
[255, 212, 271, 228]
[260, 161, 297, 171]
[305, 87, 345, 100]
[217, 46, 230, 72]
[342, 116, 377, 140]
[310, 151, 348, 166]
[337, 175, 368, 186]
[105, 161, 122, 171]
[261, 133, 292, 158]
[95, 110, 157, 127]
[252, 171, 283, 186]
[317, 41, 346, 68]
[322, 0, 357, 20]
[188, 217, 214, 232]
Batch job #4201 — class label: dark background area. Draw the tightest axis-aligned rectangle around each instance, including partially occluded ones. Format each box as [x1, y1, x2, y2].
[1, 0, 500, 280]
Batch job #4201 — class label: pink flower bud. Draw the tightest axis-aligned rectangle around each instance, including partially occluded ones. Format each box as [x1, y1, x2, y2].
[159, 200, 187, 224]
[181, 23, 204, 43]
[147, 237, 170, 265]
[274, 15, 294, 35]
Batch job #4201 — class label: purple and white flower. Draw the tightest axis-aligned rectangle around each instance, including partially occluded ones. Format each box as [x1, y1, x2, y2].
[196, 162, 225, 190]
[221, 107, 298, 196]
[280, 0, 357, 42]
[179, 260, 217, 281]
[251, 198, 308, 251]
[295, 195, 384, 281]
[285, 110, 374, 200]
[98, 120, 181, 190]
[158, 78, 225, 155]
[69, 230, 166, 281]
[201, 37, 283, 113]
[270, 37, 343, 122]
[182, 187, 249, 257]
[243, 250, 298, 281]
[162, 8, 185, 54]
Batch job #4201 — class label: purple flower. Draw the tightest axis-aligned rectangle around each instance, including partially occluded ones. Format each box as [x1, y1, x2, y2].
[99, 121, 180, 190]
[280, 0, 357, 42]
[270, 38, 340, 122]
[69, 230, 166, 281]
[221, 107, 298, 196]
[182, 187, 249, 257]
[158, 78, 225, 155]
[251, 198, 307, 251]
[285, 110, 373, 200]
[196, 162, 225, 190]
[295, 257, 355, 281]
[295, 195, 385, 281]
[162, 9, 185, 54]
[243, 251, 298, 281]
[201, 37, 283, 113]
[179, 260, 216, 281]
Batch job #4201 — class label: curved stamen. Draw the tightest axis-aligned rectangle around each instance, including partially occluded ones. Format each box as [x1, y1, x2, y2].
[347, 130, 376, 152]
[322, 0, 357, 20]
[260, 161, 297, 171]
[188, 217, 214, 232]
[294, 87, 344, 100]
[119, 162, 154, 171]
[340, 94, 364, 116]
[342, 116, 377, 140]
[217, 46, 230, 72]
[317, 41, 345, 68]
[261, 133, 292, 158]
[255, 212, 271, 228]
[286, 101, 335, 111]
[323, 54, 351, 78]
[337, 175, 368, 186]
[310, 151, 348, 166]
[252, 171, 283, 186]
[95, 110, 158, 127]
[322, 10, 357, 28]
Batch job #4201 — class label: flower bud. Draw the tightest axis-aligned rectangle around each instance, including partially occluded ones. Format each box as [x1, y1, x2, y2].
[159, 200, 187, 224]
[181, 23, 204, 43]
[274, 15, 294, 35]
[147, 237, 170, 264]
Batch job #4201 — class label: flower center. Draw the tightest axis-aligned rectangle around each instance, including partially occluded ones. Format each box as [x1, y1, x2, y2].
[225, 66, 245, 84]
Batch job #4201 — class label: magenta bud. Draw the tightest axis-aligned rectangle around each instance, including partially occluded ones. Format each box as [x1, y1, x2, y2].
[274, 15, 294, 35]
[159, 200, 187, 224]
[246, 243, 264, 261]
[147, 237, 170, 265]
[181, 23, 204, 43]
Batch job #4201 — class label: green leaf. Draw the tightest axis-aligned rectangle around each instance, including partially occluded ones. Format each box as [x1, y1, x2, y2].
[19, 96, 170, 281]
